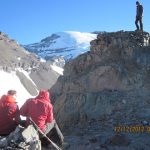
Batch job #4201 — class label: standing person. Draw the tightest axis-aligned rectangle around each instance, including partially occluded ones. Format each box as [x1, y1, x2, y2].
[20, 90, 64, 145]
[0, 90, 20, 136]
[135, 1, 143, 31]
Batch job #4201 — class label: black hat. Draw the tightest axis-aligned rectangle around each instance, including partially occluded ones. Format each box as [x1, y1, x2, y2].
[136, 1, 140, 5]
[7, 90, 16, 95]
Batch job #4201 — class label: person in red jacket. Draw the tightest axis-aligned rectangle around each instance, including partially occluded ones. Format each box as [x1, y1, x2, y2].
[20, 90, 64, 145]
[0, 90, 20, 136]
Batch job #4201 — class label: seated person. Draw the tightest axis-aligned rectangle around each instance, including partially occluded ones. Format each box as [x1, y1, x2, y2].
[0, 90, 20, 136]
[20, 90, 64, 145]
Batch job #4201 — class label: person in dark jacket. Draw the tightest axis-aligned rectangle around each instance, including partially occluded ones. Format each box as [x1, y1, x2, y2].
[135, 1, 143, 31]
[20, 90, 64, 145]
[0, 90, 20, 136]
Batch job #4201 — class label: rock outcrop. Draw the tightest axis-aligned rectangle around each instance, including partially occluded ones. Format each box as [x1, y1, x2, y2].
[0, 125, 41, 150]
[50, 31, 150, 129]
[0, 32, 60, 93]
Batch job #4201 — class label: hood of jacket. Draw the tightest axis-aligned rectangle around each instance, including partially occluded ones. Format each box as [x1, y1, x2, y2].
[36, 90, 50, 102]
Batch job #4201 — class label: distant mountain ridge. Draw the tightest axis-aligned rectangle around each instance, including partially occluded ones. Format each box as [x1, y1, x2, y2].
[23, 31, 97, 62]
[0, 31, 60, 106]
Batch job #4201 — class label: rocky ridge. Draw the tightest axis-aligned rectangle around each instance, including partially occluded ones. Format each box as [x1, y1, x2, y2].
[50, 31, 150, 149]
[0, 32, 60, 94]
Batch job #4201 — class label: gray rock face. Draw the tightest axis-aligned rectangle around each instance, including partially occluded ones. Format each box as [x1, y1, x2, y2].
[29, 62, 60, 90]
[0, 32, 40, 71]
[50, 31, 150, 129]
[0, 125, 41, 150]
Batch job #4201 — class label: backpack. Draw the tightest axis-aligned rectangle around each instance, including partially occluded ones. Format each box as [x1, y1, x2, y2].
[139, 5, 143, 15]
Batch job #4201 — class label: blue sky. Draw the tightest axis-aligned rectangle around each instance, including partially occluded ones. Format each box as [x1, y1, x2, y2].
[0, 0, 149, 44]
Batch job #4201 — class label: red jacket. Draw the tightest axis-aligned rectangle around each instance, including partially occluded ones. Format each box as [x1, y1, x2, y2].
[20, 90, 54, 131]
[0, 95, 20, 135]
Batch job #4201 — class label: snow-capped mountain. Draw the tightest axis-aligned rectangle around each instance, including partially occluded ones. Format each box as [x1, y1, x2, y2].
[23, 31, 97, 62]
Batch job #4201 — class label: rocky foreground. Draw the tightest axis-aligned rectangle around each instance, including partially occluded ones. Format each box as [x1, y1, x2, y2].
[50, 31, 150, 150]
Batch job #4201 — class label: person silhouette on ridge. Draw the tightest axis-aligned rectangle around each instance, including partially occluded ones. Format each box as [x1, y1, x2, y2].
[135, 1, 143, 31]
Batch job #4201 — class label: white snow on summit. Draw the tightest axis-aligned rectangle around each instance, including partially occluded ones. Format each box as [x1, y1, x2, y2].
[47, 31, 97, 49]
[24, 31, 97, 61]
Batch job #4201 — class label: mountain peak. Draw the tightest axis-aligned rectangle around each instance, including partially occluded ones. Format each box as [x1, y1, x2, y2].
[23, 31, 97, 61]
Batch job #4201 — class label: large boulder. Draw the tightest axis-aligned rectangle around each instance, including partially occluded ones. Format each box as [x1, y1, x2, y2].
[0, 125, 41, 150]
[50, 31, 150, 129]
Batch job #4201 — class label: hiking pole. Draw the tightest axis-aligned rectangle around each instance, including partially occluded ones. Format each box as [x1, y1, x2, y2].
[29, 117, 62, 150]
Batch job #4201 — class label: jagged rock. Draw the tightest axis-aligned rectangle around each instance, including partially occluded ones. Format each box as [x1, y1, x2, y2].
[50, 31, 150, 129]
[0, 32, 40, 70]
[29, 62, 60, 90]
[105, 134, 131, 146]
[0, 125, 41, 150]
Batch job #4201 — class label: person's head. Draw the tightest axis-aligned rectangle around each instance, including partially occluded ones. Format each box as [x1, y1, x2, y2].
[37, 90, 50, 101]
[7, 90, 17, 99]
[7, 90, 17, 96]
[5, 90, 17, 103]
[136, 1, 140, 5]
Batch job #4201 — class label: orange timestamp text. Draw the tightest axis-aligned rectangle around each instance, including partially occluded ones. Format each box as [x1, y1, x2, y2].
[114, 125, 150, 133]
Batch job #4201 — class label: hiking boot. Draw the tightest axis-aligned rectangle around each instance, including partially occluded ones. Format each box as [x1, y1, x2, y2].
[135, 29, 139, 32]
[140, 29, 143, 32]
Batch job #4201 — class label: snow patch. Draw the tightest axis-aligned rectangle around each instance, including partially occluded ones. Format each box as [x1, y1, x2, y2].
[40, 57, 46, 62]
[17, 57, 21, 61]
[0, 70, 36, 108]
[50, 65, 64, 75]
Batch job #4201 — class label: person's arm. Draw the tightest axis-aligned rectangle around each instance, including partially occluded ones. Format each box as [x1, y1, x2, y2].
[20, 99, 30, 116]
[136, 6, 139, 17]
[7, 104, 20, 124]
[46, 103, 54, 123]
[15, 105, 21, 124]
